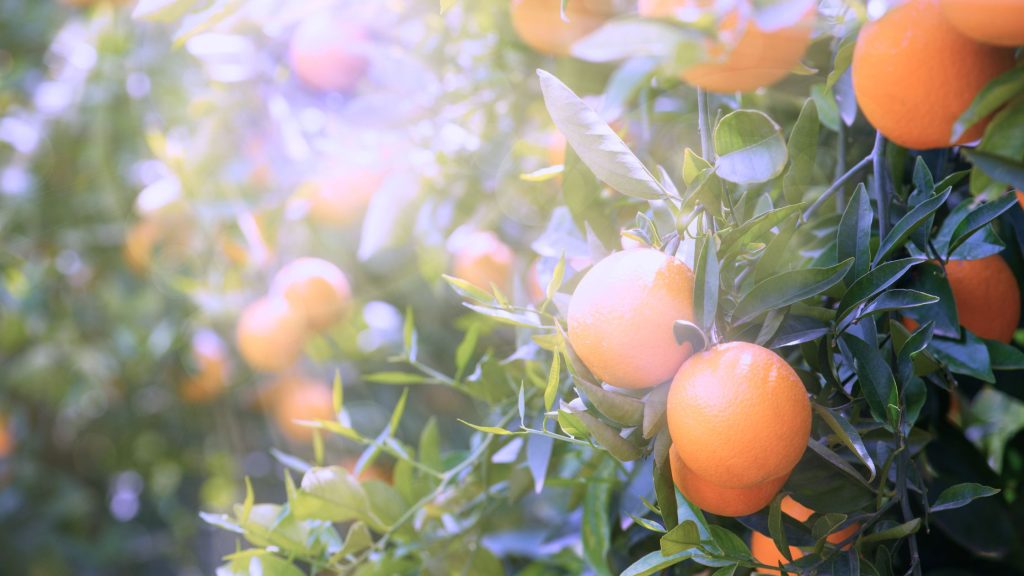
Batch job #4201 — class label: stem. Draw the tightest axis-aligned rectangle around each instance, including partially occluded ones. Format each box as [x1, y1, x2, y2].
[697, 88, 714, 163]
[802, 155, 873, 222]
[871, 131, 890, 236]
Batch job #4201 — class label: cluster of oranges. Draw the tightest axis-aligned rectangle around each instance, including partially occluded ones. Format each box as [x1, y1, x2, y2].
[852, 0, 1022, 150]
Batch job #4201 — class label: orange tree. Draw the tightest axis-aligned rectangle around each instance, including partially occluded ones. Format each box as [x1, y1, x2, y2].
[109, 0, 1024, 574]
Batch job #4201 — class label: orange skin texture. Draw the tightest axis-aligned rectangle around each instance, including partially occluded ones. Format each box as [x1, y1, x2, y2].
[670, 447, 787, 517]
[288, 17, 370, 92]
[274, 382, 334, 442]
[940, 0, 1024, 47]
[852, 0, 1016, 150]
[181, 330, 231, 404]
[510, 0, 616, 56]
[638, 0, 816, 93]
[452, 231, 515, 293]
[750, 497, 859, 573]
[236, 297, 307, 372]
[298, 168, 384, 226]
[945, 256, 1021, 343]
[568, 248, 695, 389]
[668, 342, 811, 488]
[271, 258, 352, 333]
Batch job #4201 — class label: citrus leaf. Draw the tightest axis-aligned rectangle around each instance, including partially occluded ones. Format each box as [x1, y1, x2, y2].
[952, 67, 1024, 143]
[860, 519, 922, 545]
[841, 333, 895, 426]
[783, 99, 820, 204]
[873, 187, 951, 266]
[661, 520, 701, 555]
[837, 257, 925, 321]
[837, 184, 873, 281]
[964, 149, 1024, 191]
[813, 404, 876, 482]
[694, 235, 720, 334]
[714, 110, 788, 184]
[732, 258, 853, 325]
[930, 483, 1001, 513]
[859, 289, 939, 319]
[945, 192, 1017, 258]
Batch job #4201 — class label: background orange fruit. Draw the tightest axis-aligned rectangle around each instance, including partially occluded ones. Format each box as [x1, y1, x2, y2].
[667, 342, 810, 487]
[452, 231, 515, 293]
[273, 381, 335, 442]
[180, 329, 231, 404]
[851, 0, 1016, 150]
[638, 0, 815, 93]
[235, 297, 307, 372]
[940, 0, 1024, 47]
[945, 255, 1021, 343]
[750, 497, 860, 573]
[295, 167, 384, 225]
[568, 248, 695, 389]
[288, 17, 370, 92]
[271, 257, 353, 332]
[510, 0, 616, 57]
[670, 446, 787, 517]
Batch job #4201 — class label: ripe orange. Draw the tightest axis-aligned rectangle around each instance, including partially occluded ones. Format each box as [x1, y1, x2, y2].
[568, 248, 695, 389]
[294, 167, 384, 225]
[944, 255, 1021, 343]
[271, 257, 352, 332]
[0, 416, 13, 458]
[940, 0, 1024, 47]
[750, 497, 860, 573]
[452, 231, 515, 293]
[638, 0, 815, 93]
[236, 297, 307, 372]
[288, 17, 370, 92]
[667, 342, 810, 488]
[851, 0, 1016, 150]
[669, 446, 787, 517]
[274, 381, 335, 442]
[341, 456, 392, 483]
[1016, 190, 1024, 210]
[180, 330, 231, 404]
[510, 0, 616, 56]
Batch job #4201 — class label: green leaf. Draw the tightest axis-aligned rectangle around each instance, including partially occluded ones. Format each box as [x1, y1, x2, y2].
[418, 417, 442, 471]
[842, 333, 896, 426]
[768, 493, 791, 561]
[132, 0, 200, 22]
[964, 149, 1024, 191]
[172, 0, 245, 47]
[661, 520, 701, 555]
[545, 352, 561, 411]
[873, 187, 951, 266]
[575, 377, 644, 427]
[985, 339, 1024, 371]
[654, 456, 678, 530]
[537, 70, 666, 199]
[362, 371, 432, 385]
[930, 483, 1001, 513]
[440, 0, 458, 13]
[293, 467, 370, 524]
[944, 193, 1017, 258]
[859, 289, 939, 319]
[714, 110, 788, 184]
[837, 184, 873, 281]
[837, 257, 925, 321]
[753, 215, 799, 283]
[454, 323, 480, 381]
[673, 320, 708, 355]
[732, 258, 853, 325]
[810, 84, 840, 132]
[783, 100, 820, 204]
[709, 524, 751, 559]
[332, 370, 343, 415]
[388, 388, 408, 433]
[583, 464, 613, 576]
[813, 404, 876, 481]
[860, 519, 922, 545]
[694, 235, 720, 333]
[575, 411, 642, 461]
[620, 550, 692, 576]
[338, 522, 372, 557]
[826, 35, 856, 89]
[902, 261, 960, 338]
[952, 67, 1024, 143]
[929, 332, 995, 383]
[443, 274, 495, 303]
[457, 420, 515, 435]
[719, 204, 804, 260]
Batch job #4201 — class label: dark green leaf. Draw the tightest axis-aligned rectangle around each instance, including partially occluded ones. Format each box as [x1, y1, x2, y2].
[929, 332, 995, 383]
[859, 519, 922, 544]
[694, 236, 720, 334]
[661, 521, 701, 555]
[964, 149, 1024, 191]
[953, 67, 1024, 142]
[873, 187, 951, 266]
[859, 289, 939, 319]
[945, 193, 1017, 258]
[732, 258, 853, 325]
[931, 482, 1001, 513]
[837, 257, 925, 321]
[842, 333, 896, 426]
[837, 184, 873, 281]
[783, 99, 820, 204]
[985, 339, 1024, 371]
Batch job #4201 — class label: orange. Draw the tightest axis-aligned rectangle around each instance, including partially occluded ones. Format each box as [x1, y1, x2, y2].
[180, 330, 231, 404]
[510, 0, 616, 56]
[670, 447, 787, 517]
[944, 256, 1020, 343]
[568, 248, 695, 389]
[452, 231, 515, 293]
[274, 381, 335, 442]
[123, 219, 159, 273]
[271, 257, 352, 332]
[236, 297, 307, 372]
[341, 457, 393, 483]
[0, 416, 12, 458]
[527, 260, 548, 304]
[750, 497, 860, 573]
[294, 167, 384, 225]
[940, 0, 1024, 47]
[638, 0, 815, 93]
[851, 0, 1016, 150]
[1016, 190, 1024, 210]
[288, 16, 370, 92]
[667, 342, 810, 487]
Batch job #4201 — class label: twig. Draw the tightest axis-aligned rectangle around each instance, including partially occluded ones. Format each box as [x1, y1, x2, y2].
[871, 131, 890, 236]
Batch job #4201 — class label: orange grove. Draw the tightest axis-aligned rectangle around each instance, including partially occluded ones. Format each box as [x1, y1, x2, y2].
[667, 342, 810, 488]
[851, 0, 1016, 150]
[568, 248, 695, 390]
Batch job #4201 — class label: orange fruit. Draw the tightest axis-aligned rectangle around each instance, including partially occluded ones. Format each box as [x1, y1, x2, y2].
[341, 457, 392, 483]
[527, 260, 548, 304]
[510, 0, 616, 56]
[750, 497, 860, 573]
[670, 446, 787, 517]
[294, 167, 384, 225]
[940, 0, 1024, 47]
[0, 416, 13, 458]
[944, 256, 1020, 343]
[271, 258, 352, 332]
[452, 231, 515, 293]
[667, 342, 810, 488]
[123, 219, 159, 273]
[288, 17, 370, 92]
[851, 0, 1016, 150]
[236, 297, 307, 372]
[1016, 189, 1024, 210]
[180, 330, 231, 404]
[274, 381, 335, 442]
[638, 0, 815, 93]
[568, 248, 695, 389]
